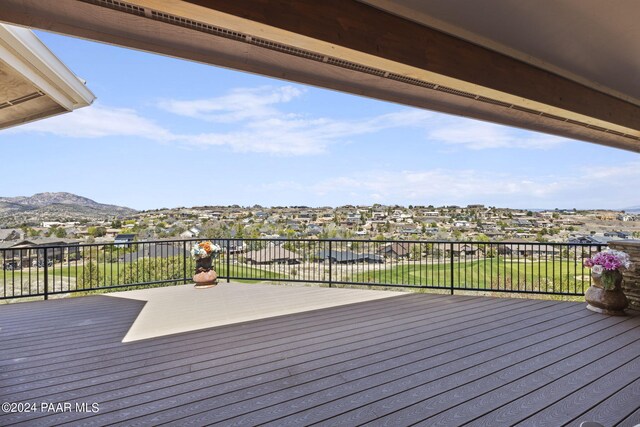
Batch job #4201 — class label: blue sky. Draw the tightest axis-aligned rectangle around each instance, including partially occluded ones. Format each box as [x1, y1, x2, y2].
[2, 31, 639, 210]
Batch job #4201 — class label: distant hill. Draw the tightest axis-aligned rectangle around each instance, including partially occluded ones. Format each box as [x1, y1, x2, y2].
[622, 205, 640, 213]
[0, 192, 136, 225]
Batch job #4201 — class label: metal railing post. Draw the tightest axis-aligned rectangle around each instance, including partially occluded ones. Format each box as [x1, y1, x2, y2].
[226, 239, 231, 283]
[328, 240, 333, 288]
[183, 240, 187, 284]
[43, 248, 49, 300]
[450, 242, 454, 295]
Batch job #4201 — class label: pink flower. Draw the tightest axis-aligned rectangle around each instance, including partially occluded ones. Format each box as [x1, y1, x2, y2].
[585, 249, 630, 271]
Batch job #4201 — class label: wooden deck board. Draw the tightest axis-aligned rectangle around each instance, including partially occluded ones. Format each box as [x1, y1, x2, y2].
[511, 352, 640, 427]
[205, 305, 590, 427]
[0, 290, 639, 426]
[21, 299, 528, 423]
[101, 301, 571, 426]
[2, 295, 473, 394]
[619, 407, 640, 427]
[571, 378, 640, 426]
[319, 315, 636, 427]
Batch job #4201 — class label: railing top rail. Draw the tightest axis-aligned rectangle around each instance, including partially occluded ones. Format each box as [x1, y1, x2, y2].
[0, 237, 607, 251]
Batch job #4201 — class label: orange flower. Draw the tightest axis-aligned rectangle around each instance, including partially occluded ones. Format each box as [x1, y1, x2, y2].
[199, 241, 213, 254]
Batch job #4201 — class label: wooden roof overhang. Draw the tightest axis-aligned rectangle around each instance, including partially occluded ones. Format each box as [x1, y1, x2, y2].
[1, 0, 638, 151]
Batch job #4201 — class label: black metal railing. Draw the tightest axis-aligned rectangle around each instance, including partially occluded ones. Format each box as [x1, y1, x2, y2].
[0, 238, 603, 301]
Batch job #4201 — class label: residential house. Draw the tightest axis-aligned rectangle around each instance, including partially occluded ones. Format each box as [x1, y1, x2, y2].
[0, 238, 81, 267]
[114, 234, 136, 247]
[244, 247, 300, 265]
[121, 241, 188, 262]
[604, 231, 631, 239]
[568, 235, 611, 245]
[449, 243, 482, 257]
[453, 220, 471, 228]
[378, 242, 411, 259]
[306, 224, 323, 236]
[211, 239, 246, 254]
[315, 250, 383, 264]
[498, 241, 560, 258]
[254, 211, 269, 220]
[0, 229, 22, 241]
[399, 227, 420, 235]
[346, 212, 361, 222]
[179, 226, 201, 239]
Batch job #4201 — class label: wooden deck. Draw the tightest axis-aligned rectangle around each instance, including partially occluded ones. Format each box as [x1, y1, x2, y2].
[1, 291, 639, 426]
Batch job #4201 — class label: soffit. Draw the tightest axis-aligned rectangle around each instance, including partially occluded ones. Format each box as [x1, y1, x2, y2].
[360, 0, 640, 106]
[0, 23, 95, 130]
[0, 1, 638, 151]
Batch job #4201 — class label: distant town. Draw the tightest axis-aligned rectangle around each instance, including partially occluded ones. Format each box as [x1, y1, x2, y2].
[2, 193, 640, 250]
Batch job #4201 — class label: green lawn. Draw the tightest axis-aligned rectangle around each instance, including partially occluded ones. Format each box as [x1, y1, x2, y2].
[1, 258, 285, 298]
[348, 257, 591, 294]
[3, 256, 591, 298]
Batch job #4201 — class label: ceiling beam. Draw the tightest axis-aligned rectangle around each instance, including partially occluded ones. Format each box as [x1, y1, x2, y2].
[176, 0, 639, 132]
[1, 0, 638, 152]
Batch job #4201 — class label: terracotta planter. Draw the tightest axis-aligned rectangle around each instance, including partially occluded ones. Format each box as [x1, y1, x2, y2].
[585, 269, 628, 315]
[193, 256, 218, 289]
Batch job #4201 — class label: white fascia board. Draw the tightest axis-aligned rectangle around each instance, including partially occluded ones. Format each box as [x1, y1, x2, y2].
[0, 24, 95, 110]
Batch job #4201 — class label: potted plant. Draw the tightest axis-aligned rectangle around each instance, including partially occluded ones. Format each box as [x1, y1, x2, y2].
[190, 241, 222, 288]
[583, 249, 631, 315]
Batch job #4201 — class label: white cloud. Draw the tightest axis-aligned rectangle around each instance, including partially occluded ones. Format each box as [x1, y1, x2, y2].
[11, 87, 434, 156]
[10, 85, 569, 156]
[157, 86, 305, 123]
[14, 103, 174, 141]
[174, 89, 434, 154]
[427, 118, 566, 150]
[303, 161, 640, 208]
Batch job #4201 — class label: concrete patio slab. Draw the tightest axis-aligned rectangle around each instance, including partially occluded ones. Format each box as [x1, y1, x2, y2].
[107, 282, 405, 342]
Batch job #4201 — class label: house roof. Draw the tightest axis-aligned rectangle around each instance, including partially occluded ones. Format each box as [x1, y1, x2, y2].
[0, 237, 79, 248]
[0, 24, 95, 129]
[450, 243, 481, 252]
[380, 242, 411, 256]
[114, 234, 136, 240]
[245, 247, 299, 262]
[121, 243, 187, 262]
[316, 250, 383, 263]
[0, 229, 20, 240]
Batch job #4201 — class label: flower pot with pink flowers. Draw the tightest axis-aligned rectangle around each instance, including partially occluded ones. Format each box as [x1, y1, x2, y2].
[583, 249, 631, 315]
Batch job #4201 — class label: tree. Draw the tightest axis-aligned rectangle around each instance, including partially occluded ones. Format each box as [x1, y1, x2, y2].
[87, 226, 107, 237]
[111, 219, 122, 228]
[409, 245, 422, 260]
[79, 261, 103, 289]
[54, 228, 67, 238]
[536, 234, 549, 243]
[121, 255, 188, 286]
[475, 233, 490, 242]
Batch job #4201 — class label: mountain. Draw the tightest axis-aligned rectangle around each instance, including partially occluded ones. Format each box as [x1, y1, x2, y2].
[0, 192, 137, 225]
[623, 205, 640, 213]
[1, 192, 105, 208]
